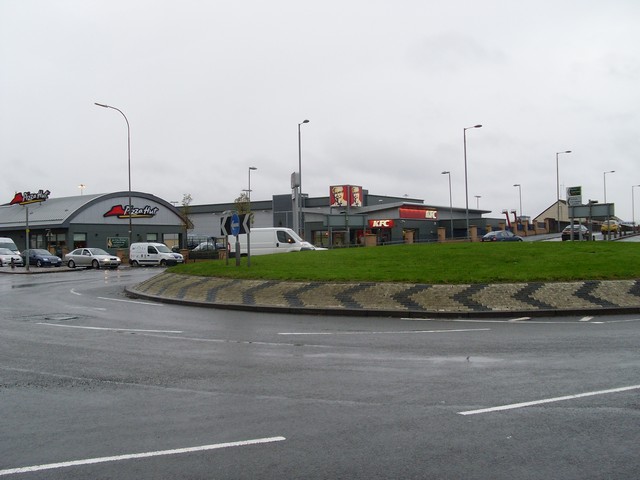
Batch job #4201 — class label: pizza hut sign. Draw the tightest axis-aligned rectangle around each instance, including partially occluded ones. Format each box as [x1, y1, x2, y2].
[369, 219, 394, 228]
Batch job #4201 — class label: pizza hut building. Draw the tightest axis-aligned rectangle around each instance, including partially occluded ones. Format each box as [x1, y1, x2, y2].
[0, 191, 186, 257]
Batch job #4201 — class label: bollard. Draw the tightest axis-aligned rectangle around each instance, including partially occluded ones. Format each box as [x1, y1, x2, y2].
[10, 258, 15, 269]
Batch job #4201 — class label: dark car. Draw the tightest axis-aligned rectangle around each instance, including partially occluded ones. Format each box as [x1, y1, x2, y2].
[562, 225, 591, 241]
[481, 230, 523, 242]
[21, 248, 63, 267]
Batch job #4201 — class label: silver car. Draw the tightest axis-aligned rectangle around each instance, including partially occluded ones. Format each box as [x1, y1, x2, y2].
[0, 247, 24, 267]
[65, 248, 122, 269]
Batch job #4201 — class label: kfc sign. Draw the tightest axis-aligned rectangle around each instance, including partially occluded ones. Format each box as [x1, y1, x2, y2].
[399, 207, 438, 220]
[369, 219, 394, 228]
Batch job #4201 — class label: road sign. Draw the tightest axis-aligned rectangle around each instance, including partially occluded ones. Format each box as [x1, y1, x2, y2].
[231, 213, 240, 236]
[220, 212, 252, 236]
[567, 186, 582, 206]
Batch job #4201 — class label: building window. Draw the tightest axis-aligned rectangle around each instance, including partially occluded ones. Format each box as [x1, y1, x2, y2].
[73, 233, 87, 249]
[163, 233, 179, 250]
[146, 233, 158, 242]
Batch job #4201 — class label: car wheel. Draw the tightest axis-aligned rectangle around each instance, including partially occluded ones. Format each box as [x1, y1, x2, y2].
[36, 260, 43, 267]
[92, 259, 100, 269]
[160, 259, 167, 267]
[130, 260, 138, 267]
[68, 260, 76, 268]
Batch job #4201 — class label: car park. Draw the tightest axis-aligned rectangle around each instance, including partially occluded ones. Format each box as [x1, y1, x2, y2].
[21, 249, 62, 267]
[0, 247, 24, 267]
[64, 248, 121, 269]
[481, 230, 523, 242]
[562, 224, 591, 241]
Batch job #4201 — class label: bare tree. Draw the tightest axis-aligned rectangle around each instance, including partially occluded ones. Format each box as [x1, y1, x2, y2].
[181, 193, 193, 248]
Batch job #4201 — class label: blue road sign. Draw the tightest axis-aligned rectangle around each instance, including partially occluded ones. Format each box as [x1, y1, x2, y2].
[231, 213, 240, 236]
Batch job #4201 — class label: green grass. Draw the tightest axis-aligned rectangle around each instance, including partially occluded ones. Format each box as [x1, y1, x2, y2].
[168, 242, 640, 284]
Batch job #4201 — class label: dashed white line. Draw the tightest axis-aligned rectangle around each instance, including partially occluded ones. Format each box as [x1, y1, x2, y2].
[37, 323, 183, 334]
[0, 436, 286, 476]
[508, 317, 531, 322]
[580, 316, 594, 322]
[458, 384, 640, 415]
[279, 328, 490, 336]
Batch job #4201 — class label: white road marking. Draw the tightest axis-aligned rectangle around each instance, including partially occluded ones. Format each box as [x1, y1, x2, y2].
[37, 323, 183, 334]
[97, 296, 163, 306]
[0, 436, 286, 476]
[458, 384, 640, 415]
[70, 289, 82, 296]
[279, 328, 490, 336]
[580, 316, 594, 322]
[508, 317, 531, 322]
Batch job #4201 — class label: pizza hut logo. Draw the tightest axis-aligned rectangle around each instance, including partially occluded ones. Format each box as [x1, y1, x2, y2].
[369, 219, 394, 228]
[104, 204, 159, 219]
[10, 189, 51, 205]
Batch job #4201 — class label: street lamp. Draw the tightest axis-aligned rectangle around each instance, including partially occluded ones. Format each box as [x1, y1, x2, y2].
[633, 185, 640, 232]
[78, 184, 86, 195]
[556, 150, 572, 232]
[513, 183, 522, 221]
[297, 119, 310, 237]
[464, 124, 482, 240]
[474, 195, 481, 209]
[441, 171, 453, 238]
[95, 102, 132, 247]
[248, 166, 257, 203]
[603, 170, 615, 204]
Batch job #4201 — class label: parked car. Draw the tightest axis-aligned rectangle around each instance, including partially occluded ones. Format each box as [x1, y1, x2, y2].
[481, 230, 523, 242]
[601, 220, 619, 233]
[21, 249, 62, 267]
[562, 225, 591, 241]
[0, 247, 24, 267]
[65, 247, 121, 269]
[192, 241, 225, 251]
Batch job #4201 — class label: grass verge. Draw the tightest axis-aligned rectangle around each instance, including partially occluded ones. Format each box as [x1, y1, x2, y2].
[168, 242, 640, 284]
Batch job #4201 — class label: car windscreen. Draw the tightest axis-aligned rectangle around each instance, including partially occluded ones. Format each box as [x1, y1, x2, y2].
[155, 245, 172, 253]
[88, 248, 110, 255]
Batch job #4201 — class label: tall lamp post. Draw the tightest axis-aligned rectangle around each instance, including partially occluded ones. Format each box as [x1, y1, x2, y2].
[297, 119, 310, 237]
[441, 171, 454, 238]
[513, 183, 522, 221]
[95, 102, 132, 248]
[633, 184, 640, 232]
[247, 166, 257, 203]
[556, 150, 572, 232]
[464, 124, 482, 240]
[603, 170, 615, 204]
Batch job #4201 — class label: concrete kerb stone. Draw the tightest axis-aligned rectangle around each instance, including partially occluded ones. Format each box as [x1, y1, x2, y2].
[124, 272, 640, 319]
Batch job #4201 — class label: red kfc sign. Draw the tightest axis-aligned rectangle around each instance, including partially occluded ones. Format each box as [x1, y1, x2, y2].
[399, 207, 438, 220]
[369, 219, 394, 228]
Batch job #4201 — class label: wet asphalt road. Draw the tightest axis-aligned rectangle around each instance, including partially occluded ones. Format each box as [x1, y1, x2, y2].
[1, 267, 639, 479]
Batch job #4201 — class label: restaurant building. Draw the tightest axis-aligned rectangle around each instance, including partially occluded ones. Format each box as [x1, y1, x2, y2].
[0, 190, 186, 255]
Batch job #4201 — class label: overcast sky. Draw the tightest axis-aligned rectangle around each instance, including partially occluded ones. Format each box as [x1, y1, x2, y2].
[2, 1, 639, 221]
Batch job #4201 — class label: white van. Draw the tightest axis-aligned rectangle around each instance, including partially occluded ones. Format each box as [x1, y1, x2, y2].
[129, 242, 184, 266]
[228, 227, 321, 257]
[0, 237, 20, 254]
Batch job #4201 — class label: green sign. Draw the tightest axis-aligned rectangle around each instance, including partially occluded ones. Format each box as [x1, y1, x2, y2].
[107, 237, 129, 249]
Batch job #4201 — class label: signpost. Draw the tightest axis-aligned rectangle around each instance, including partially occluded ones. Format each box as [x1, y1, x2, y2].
[567, 186, 582, 207]
[220, 212, 252, 266]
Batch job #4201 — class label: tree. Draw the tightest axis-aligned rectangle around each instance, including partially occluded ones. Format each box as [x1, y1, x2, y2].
[181, 193, 193, 248]
[234, 192, 250, 215]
